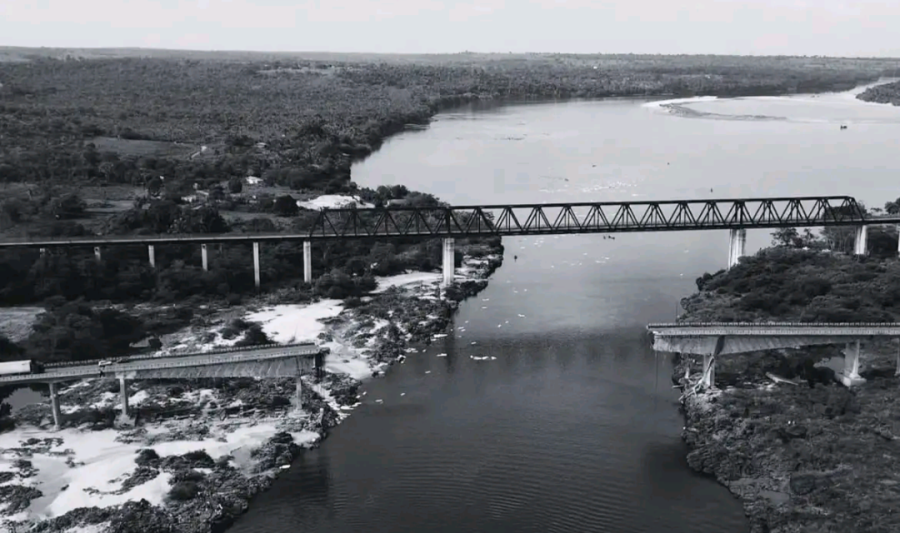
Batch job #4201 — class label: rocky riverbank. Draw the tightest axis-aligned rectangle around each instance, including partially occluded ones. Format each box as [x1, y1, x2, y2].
[0, 242, 502, 533]
[673, 250, 900, 533]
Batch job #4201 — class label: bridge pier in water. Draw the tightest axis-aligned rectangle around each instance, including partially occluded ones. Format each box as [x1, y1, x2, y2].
[727, 229, 746, 270]
[303, 241, 312, 283]
[148, 245, 156, 268]
[854, 225, 868, 256]
[201, 244, 209, 272]
[49, 382, 62, 430]
[442, 238, 455, 286]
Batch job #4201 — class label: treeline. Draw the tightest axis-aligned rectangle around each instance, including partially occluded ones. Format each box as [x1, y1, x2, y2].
[0, 55, 894, 192]
[688, 215, 900, 322]
[856, 80, 900, 106]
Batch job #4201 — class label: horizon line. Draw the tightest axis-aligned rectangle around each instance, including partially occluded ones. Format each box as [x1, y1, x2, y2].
[1, 45, 898, 61]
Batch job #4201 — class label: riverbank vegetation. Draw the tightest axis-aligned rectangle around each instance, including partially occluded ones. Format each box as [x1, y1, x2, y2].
[677, 222, 900, 533]
[856, 79, 900, 105]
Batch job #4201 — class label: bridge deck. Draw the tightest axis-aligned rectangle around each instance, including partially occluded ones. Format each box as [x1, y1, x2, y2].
[0, 344, 324, 386]
[647, 322, 900, 356]
[0, 196, 897, 248]
[647, 322, 900, 337]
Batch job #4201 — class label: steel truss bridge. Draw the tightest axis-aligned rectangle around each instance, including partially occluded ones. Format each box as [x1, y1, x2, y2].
[0, 196, 895, 248]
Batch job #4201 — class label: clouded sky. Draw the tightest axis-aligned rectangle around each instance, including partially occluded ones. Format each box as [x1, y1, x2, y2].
[1, 0, 897, 57]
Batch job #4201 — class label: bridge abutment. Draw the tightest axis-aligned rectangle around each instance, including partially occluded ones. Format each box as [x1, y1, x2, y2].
[201, 244, 209, 271]
[727, 229, 746, 270]
[303, 241, 312, 284]
[854, 225, 868, 256]
[442, 238, 455, 287]
[148, 245, 156, 268]
[253, 242, 261, 289]
[49, 382, 61, 430]
[841, 340, 867, 387]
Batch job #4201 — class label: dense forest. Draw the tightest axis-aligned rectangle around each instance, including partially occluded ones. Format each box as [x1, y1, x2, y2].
[857, 79, 900, 105]
[0, 52, 898, 370]
[687, 216, 900, 323]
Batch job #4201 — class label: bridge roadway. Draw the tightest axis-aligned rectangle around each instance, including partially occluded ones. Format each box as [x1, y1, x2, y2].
[647, 322, 900, 388]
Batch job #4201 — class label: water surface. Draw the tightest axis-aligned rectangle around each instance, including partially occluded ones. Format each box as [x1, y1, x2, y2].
[213, 89, 900, 533]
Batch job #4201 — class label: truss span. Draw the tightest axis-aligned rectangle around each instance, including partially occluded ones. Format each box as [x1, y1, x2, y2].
[0, 196, 893, 248]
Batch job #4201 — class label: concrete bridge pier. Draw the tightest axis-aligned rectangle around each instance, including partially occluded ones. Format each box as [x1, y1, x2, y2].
[94, 247, 101, 261]
[148, 245, 156, 268]
[895, 343, 900, 377]
[854, 225, 868, 256]
[201, 244, 209, 271]
[841, 340, 866, 387]
[303, 241, 312, 284]
[701, 354, 716, 389]
[727, 229, 746, 270]
[442, 238, 455, 287]
[49, 382, 62, 430]
[253, 242, 261, 289]
[119, 375, 130, 416]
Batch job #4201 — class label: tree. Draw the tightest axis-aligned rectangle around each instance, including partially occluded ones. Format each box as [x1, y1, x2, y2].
[272, 195, 299, 217]
[228, 177, 243, 194]
[771, 227, 801, 248]
[47, 193, 86, 220]
[147, 177, 163, 197]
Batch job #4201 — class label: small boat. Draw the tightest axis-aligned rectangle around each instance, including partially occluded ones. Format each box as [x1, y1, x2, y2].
[840, 125, 848, 130]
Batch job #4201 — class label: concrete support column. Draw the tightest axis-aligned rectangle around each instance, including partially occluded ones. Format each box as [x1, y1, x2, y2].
[897, 225, 900, 257]
[442, 237, 455, 287]
[895, 342, 900, 377]
[119, 375, 129, 416]
[841, 340, 867, 387]
[303, 240, 312, 284]
[295, 376, 303, 410]
[94, 247, 101, 261]
[148, 245, 156, 268]
[49, 382, 62, 430]
[40, 248, 47, 256]
[201, 243, 209, 272]
[701, 354, 716, 390]
[727, 228, 747, 270]
[253, 242, 261, 289]
[854, 225, 868, 256]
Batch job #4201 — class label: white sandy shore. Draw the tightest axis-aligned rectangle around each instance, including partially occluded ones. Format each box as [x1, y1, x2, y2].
[0, 263, 497, 532]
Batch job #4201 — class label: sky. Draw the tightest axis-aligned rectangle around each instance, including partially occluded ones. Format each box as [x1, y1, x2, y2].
[1, 0, 898, 57]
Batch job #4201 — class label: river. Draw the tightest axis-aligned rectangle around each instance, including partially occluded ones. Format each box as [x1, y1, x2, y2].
[238, 85, 900, 533]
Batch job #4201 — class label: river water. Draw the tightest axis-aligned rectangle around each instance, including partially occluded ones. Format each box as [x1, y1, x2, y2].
[239, 86, 900, 533]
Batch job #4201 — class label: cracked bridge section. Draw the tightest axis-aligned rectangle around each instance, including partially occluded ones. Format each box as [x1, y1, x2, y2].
[646, 322, 900, 355]
[0, 343, 324, 386]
